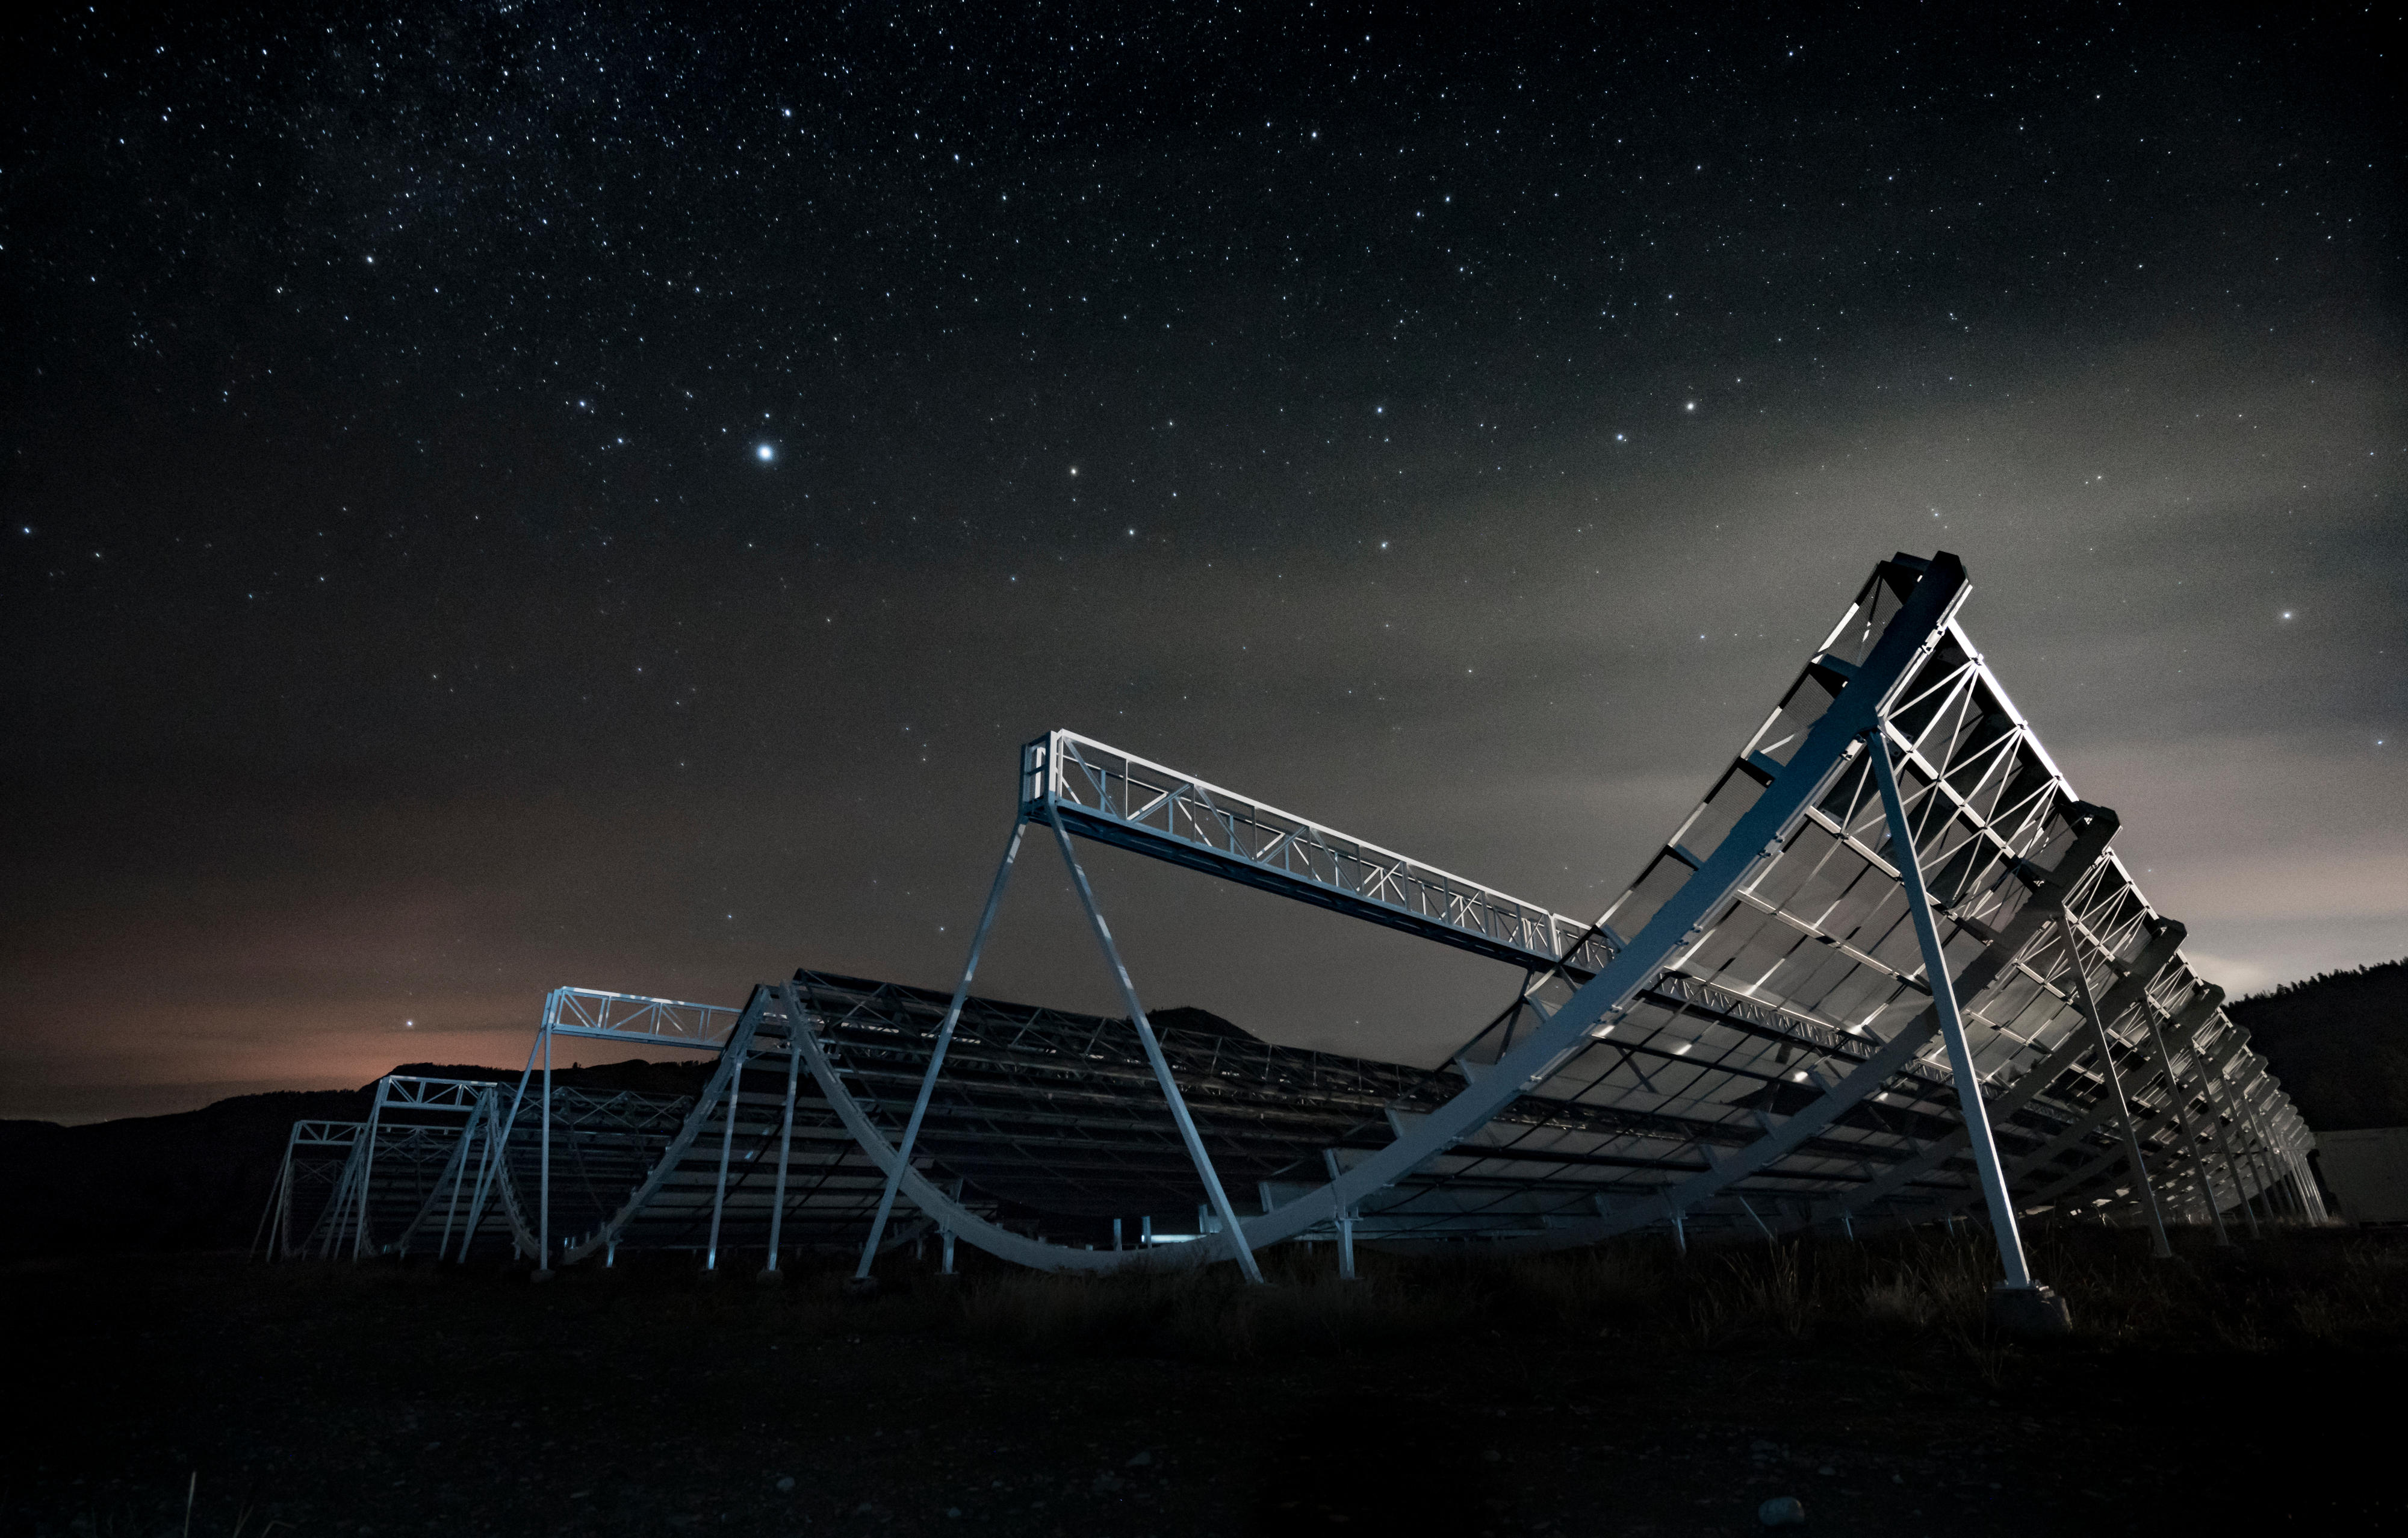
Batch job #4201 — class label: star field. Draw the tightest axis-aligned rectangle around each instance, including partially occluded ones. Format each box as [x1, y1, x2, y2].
[1, 4, 2399, 1119]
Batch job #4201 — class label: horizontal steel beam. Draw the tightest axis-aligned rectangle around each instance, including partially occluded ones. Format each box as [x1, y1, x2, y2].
[541, 986, 742, 1050]
[1025, 729, 1619, 975]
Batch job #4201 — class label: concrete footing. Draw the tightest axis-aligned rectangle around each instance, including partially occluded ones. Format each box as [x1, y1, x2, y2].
[1989, 1282, 2071, 1336]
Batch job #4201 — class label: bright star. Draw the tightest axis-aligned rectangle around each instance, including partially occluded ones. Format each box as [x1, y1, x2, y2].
[756, 443, 775, 463]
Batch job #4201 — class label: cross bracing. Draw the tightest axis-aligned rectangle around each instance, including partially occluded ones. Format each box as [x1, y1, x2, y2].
[268, 552, 2326, 1284]
[255, 1119, 365, 1260]
[1029, 730, 1619, 976]
[258, 1080, 535, 1262]
[268, 1000, 976, 1274]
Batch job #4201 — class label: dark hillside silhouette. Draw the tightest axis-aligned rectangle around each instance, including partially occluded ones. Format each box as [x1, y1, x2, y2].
[0, 1086, 371, 1259]
[0, 1023, 1255, 1260]
[2229, 958, 2408, 1132]
[8, 969, 2398, 1263]
[0, 1059, 713, 1259]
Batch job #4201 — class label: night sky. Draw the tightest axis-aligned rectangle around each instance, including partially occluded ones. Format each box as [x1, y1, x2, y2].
[4, 4, 2400, 1123]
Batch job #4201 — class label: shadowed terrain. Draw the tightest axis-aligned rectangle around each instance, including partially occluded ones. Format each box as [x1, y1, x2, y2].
[0, 1060, 712, 1260]
[2232, 959, 2408, 1134]
[10, 1227, 2404, 1536]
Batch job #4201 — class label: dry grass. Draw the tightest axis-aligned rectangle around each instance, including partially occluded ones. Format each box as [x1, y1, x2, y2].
[240, 1219, 2408, 1367]
[803, 1221, 2408, 1364]
[948, 1259, 1470, 1359]
[36, 1231, 2408, 1533]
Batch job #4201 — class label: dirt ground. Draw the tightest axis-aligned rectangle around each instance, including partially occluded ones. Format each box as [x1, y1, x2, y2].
[7, 1244, 2398, 1536]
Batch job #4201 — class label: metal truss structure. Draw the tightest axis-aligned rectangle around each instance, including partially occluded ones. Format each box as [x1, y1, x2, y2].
[264, 994, 966, 1275]
[268, 552, 2327, 1294]
[1033, 731, 1619, 976]
[258, 1077, 530, 1261]
[255, 1120, 365, 1259]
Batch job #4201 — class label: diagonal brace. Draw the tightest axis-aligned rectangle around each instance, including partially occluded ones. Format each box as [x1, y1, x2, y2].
[854, 820, 1028, 1279]
[1869, 724, 2035, 1290]
[1050, 820, 1264, 1283]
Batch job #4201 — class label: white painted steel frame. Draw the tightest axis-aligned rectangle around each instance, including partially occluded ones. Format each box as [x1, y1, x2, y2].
[781, 550, 2321, 1272]
[1867, 726, 2033, 1289]
[494, 985, 960, 1272]
[790, 552, 1994, 1270]
[852, 823, 1028, 1277]
[1028, 730, 1619, 976]
[1050, 817, 1267, 1282]
[272, 1077, 531, 1262]
[256, 1120, 361, 1260]
[273, 550, 2323, 1277]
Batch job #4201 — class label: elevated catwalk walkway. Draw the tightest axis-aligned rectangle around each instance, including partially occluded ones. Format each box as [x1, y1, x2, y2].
[265, 553, 2325, 1291]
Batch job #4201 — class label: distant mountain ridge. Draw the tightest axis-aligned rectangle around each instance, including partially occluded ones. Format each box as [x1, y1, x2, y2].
[0, 1059, 709, 1259]
[5, 977, 2392, 1261]
[2228, 958, 2408, 1134]
[0, 1012, 1262, 1258]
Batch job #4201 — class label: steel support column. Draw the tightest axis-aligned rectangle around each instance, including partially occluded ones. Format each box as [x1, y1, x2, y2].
[2241, 1086, 2317, 1223]
[1868, 726, 2035, 1291]
[854, 820, 1027, 1279]
[351, 1080, 389, 1262]
[458, 1027, 544, 1264]
[705, 1047, 745, 1271]
[436, 1100, 476, 1260]
[763, 1018, 802, 1278]
[1050, 820, 1264, 1283]
[2028, 991, 2248, 1216]
[2062, 925, 2172, 1257]
[1833, 808, 2133, 1221]
[786, 557, 2011, 1275]
[2202, 1073, 2261, 1238]
[2140, 1000, 2229, 1245]
[1323, 1151, 1358, 1280]
[553, 991, 766, 1269]
[277, 1150, 298, 1259]
[454, 1109, 494, 1263]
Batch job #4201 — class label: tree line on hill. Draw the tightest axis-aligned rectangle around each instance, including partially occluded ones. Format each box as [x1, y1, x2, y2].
[2228, 957, 2408, 1135]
